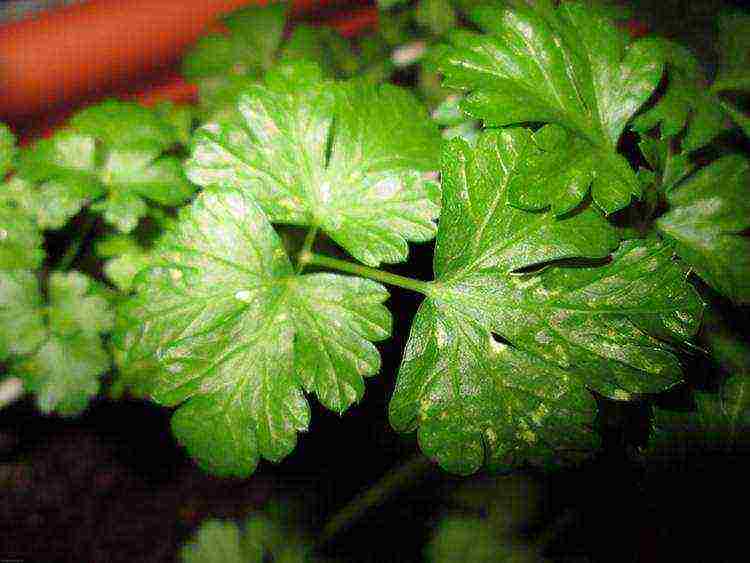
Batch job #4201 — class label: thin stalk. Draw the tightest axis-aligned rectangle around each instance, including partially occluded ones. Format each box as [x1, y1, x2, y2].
[718, 100, 750, 133]
[295, 226, 319, 274]
[317, 454, 434, 547]
[298, 251, 434, 296]
[710, 76, 750, 95]
[58, 214, 96, 271]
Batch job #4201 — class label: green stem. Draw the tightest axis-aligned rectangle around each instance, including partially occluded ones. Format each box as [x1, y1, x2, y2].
[58, 215, 96, 271]
[317, 454, 434, 547]
[718, 99, 750, 134]
[710, 76, 750, 95]
[295, 226, 319, 274]
[298, 251, 434, 296]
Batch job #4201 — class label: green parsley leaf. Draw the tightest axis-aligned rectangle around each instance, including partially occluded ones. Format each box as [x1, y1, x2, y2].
[17, 101, 194, 233]
[712, 11, 750, 137]
[638, 137, 692, 194]
[12, 272, 113, 415]
[16, 131, 103, 194]
[1, 176, 91, 231]
[96, 234, 153, 292]
[505, 124, 635, 215]
[153, 101, 196, 146]
[649, 309, 750, 457]
[280, 26, 361, 78]
[438, 2, 663, 213]
[391, 301, 601, 474]
[657, 155, 750, 304]
[16, 334, 110, 416]
[192, 2, 287, 79]
[110, 347, 159, 400]
[377, 0, 411, 10]
[632, 39, 724, 153]
[0, 271, 46, 361]
[180, 513, 314, 563]
[415, 0, 458, 37]
[69, 99, 179, 149]
[426, 516, 512, 563]
[120, 188, 391, 476]
[389, 132, 703, 474]
[433, 131, 620, 275]
[714, 11, 750, 94]
[288, 273, 391, 412]
[182, 3, 360, 116]
[47, 271, 114, 336]
[186, 68, 442, 266]
[13, 132, 103, 229]
[181, 520, 246, 563]
[1, 123, 16, 178]
[0, 200, 45, 270]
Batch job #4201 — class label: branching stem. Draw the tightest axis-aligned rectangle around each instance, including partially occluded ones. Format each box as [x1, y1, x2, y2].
[298, 251, 434, 296]
[295, 226, 319, 274]
[317, 454, 434, 547]
[718, 100, 750, 132]
[710, 76, 750, 94]
[58, 214, 96, 271]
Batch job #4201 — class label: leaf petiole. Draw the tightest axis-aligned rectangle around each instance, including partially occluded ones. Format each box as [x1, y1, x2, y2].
[58, 214, 97, 271]
[298, 251, 435, 296]
[710, 76, 750, 95]
[295, 225, 319, 274]
[317, 453, 434, 547]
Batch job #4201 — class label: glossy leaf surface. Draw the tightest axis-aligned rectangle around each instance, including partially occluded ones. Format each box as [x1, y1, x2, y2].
[438, 2, 663, 213]
[390, 132, 703, 474]
[11, 272, 113, 415]
[657, 155, 750, 303]
[120, 188, 391, 476]
[633, 39, 724, 153]
[16, 101, 193, 233]
[187, 66, 442, 266]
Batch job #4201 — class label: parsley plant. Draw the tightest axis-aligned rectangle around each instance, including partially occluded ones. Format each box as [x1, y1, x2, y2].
[1, 1, 748, 481]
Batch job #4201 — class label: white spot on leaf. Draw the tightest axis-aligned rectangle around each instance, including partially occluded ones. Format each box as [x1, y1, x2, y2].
[535, 331, 552, 345]
[235, 290, 252, 302]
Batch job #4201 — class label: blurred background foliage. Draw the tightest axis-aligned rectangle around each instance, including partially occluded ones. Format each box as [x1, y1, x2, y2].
[1, 0, 749, 561]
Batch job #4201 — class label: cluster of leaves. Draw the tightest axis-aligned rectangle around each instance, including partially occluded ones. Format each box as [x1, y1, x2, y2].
[116, 62, 441, 476]
[180, 502, 320, 563]
[121, 0, 746, 476]
[2, 1, 749, 481]
[0, 101, 194, 414]
[390, 1, 748, 472]
[425, 474, 548, 562]
[372, 0, 490, 142]
[182, 2, 383, 117]
[180, 475, 549, 562]
[374, 0, 633, 143]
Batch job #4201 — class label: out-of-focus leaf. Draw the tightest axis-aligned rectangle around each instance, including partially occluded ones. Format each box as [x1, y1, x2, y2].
[657, 155, 750, 303]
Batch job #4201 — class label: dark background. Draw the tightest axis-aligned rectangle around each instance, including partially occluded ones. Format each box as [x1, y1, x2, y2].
[1, 1, 749, 561]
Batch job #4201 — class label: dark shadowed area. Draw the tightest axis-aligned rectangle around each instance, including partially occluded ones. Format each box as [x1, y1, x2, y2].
[1, 0, 749, 561]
